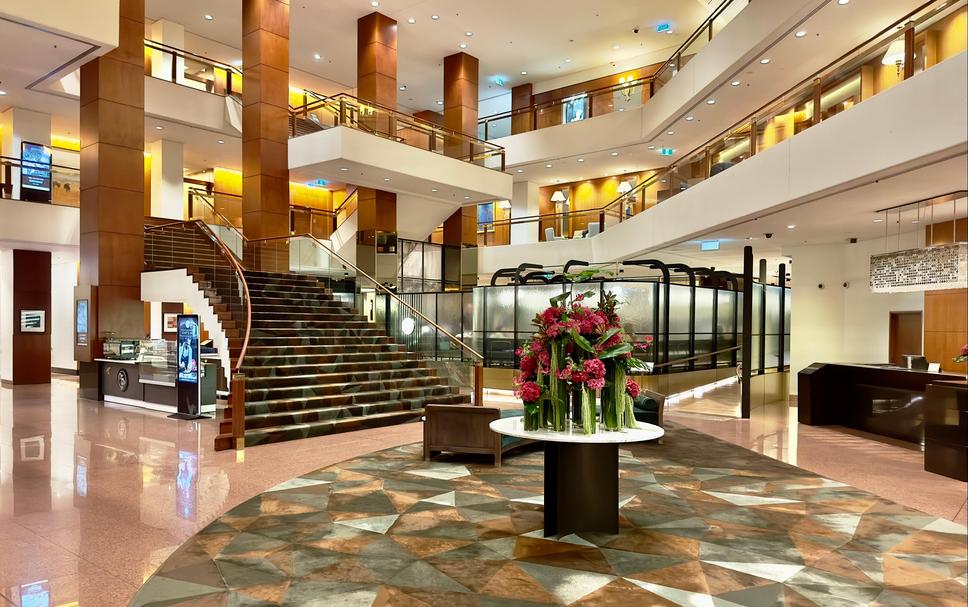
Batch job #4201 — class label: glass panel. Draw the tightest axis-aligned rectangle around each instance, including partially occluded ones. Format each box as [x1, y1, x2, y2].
[485, 286, 516, 333]
[765, 335, 780, 369]
[717, 290, 736, 334]
[755, 83, 813, 154]
[437, 292, 463, 339]
[608, 283, 655, 334]
[516, 284, 565, 336]
[694, 287, 715, 333]
[423, 244, 442, 281]
[751, 284, 763, 337]
[784, 287, 792, 335]
[668, 284, 692, 334]
[400, 240, 422, 279]
[765, 285, 782, 334]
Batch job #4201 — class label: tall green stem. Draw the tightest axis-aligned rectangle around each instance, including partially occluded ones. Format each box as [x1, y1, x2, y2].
[581, 387, 596, 434]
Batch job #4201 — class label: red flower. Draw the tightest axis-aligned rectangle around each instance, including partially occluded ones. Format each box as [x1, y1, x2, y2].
[626, 378, 641, 398]
[519, 354, 537, 377]
[519, 381, 541, 403]
[583, 357, 606, 378]
[587, 377, 605, 390]
[962, 343, 968, 356]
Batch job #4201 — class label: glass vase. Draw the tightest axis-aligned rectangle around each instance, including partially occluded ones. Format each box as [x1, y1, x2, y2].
[580, 387, 597, 435]
[523, 402, 542, 431]
[602, 362, 621, 431]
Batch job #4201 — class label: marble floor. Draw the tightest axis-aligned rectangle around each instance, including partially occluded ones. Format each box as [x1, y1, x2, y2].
[0, 377, 965, 606]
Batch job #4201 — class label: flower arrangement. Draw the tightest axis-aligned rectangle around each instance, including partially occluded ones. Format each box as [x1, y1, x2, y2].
[514, 289, 652, 433]
[954, 344, 968, 364]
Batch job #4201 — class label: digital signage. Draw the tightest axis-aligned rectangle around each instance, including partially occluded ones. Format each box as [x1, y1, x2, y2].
[21, 142, 52, 203]
[75, 299, 89, 346]
[174, 315, 204, 418]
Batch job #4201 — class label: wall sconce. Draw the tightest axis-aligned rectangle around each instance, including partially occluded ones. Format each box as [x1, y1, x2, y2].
[882, 38, 906, 76]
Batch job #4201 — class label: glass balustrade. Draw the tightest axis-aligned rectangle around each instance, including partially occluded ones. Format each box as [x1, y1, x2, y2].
[0, 155, 80, 207]
[144, 40, 241, 99]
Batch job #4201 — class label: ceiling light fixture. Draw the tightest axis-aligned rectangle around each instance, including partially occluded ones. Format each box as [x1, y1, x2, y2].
[313, 53, 321, 60]
[0, 90, 7, 96]
[787, 224, 796, 229]
[610, 151, 619, 156]
[464, 196, 471, 200]
[399, 85, 407, 91]
[577, 158, 584, 162]
[545, 164, 553, 168]
[837, 0, 850, 5]
[217, 139, 225, 144]
[465, 31, 473, 36]
[340, 167, 348, 171]
[647, 145, 655, 149]
[384, 177, 391, 182]
[613, 44, 620, 50]
[731, 80, 741, 86]
[706, 99, 716, 105]
[520, 70, 527, 75]
[407, 17, 415, 24]
[564, 58, 572, 63]
[760, 58, 771, 64]
[155, 125, 164, 130]
[795, 30, 807, 38]
[667, 130, 675, 135]
[431, 188, 439, 192]
[685, 116, 694, 121]
[516, 169, 524, 173]
[371, 1, 379, 7]
[873, 218, 884, 223]
[459, 42, 467, 49]
[431, 14, 439, 20]
[203, 14, 213, 21]
[436, 100, 443, 105]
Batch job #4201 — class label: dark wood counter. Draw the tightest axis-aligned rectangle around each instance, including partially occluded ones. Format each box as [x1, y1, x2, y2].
[798, 363, 964, 444]
[924, 380, 967, 481]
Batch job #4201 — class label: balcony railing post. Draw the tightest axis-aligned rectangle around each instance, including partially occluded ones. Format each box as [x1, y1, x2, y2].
[811, 78, 822, 126]
[473, 363, 484, 406]
[170, 49, 177, 84]
[748, 118, 757, 157]
[339, 98, 346, 125]
[231, 372, 246, 450]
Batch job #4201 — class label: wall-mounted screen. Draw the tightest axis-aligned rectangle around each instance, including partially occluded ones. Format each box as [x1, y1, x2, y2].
[75, 299, 88, 346]
[21, 142, 52, 202]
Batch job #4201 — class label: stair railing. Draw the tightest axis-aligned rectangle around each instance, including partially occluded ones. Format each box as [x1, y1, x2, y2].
[246, 232, 487, 407]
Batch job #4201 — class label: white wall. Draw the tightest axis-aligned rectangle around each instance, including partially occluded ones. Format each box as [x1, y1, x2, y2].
[0, 251, 12, 382]
[50, 254, 78, 372]
[0, 107, 52, 201]
[786, 236, 925, 393]
[0, 0, 117, 48]
[0, 200, 79, 248]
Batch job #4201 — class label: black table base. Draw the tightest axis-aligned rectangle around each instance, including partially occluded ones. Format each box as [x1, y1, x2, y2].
[544, 442, 619, 536]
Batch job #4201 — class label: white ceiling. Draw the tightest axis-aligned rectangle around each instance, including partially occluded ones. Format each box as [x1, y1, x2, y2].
[656, 154, 968, 275]
[145, 0, 716, 112]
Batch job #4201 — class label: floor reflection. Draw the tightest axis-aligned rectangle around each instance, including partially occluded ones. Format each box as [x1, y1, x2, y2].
[667, 383, 968, 525]
[0, 376, 424, 606]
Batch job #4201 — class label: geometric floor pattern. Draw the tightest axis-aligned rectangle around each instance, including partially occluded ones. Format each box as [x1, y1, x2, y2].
[131, 423, 967, 606]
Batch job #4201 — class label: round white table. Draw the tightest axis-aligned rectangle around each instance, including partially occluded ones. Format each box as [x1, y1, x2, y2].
[490, 416, 664, 536]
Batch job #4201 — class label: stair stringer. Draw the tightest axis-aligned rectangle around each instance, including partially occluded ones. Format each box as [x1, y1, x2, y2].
[141, 268, 232, 386]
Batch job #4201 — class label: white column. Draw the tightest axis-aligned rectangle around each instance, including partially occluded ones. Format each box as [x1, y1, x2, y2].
[0, 107, 52, 201]
[510, 180, 539, 245]
[50, 254, 79, 372]
[0, 249, 13, 382]
[148, 19, 186, 82]
[149, 139, 184, 220]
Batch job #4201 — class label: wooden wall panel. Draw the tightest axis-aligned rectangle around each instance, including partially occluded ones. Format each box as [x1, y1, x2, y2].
[924, 289, 967, 374]
[357, 12, 397, 108]
[12, 250, 51, 384]
[443, 52, 479, 159]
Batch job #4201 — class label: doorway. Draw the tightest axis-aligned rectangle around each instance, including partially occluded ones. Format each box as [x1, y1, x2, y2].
[889, 311, 923, 367]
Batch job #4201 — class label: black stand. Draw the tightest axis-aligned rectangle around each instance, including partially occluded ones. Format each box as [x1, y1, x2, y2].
[544, 442, 619, 536]
[167, 412, 210, 420]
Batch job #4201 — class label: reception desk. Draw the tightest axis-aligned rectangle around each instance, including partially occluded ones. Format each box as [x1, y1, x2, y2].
[798, 363, 964, 444]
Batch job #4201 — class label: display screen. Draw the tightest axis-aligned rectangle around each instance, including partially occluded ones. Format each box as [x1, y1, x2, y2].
[21, 142, 52, 192]
[177, 315, 200, 384]
[562, 95, 587, 124]
[176, 449, 198, 520]
[19, 581, 50, 607]
[76, 299, 88, 346]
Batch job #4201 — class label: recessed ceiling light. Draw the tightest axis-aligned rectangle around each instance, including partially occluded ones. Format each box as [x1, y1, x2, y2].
[370, 1, 379, 6]
[685, 116, 694, 121]
[399, 85, 407, 91]
[667, 130, 675, 135]
[217, 140, 225, 144]
[459, 42, 467, 49]
[407, 17, 415, 24]
[0, 90, 7, 96]
[464, 195, 471, 200]
[647, 145, 655, 149]
[384, 177, 391, 182]
[564, 58, 572, 63]
[873, 218, 884, 223]
[516, 169, 524, 173]
[613, 44, 620, 50]
[155, 125, 164, 130]
[731, 80, 741, 86]
[431, 14, 439, 20]
[203, 14, 213, 21]
[795, 30, 807, 38]
[431, 188, 439, 192]
[313, 53, 321, 60]
[465, 31, 473, 36]
[520, 70, 527, 75]
[545, 164, 553, 168]
[760, 58, 771, 64]
[837, 0, 850, 5]
[746, 236, 754, 241]
[436, 100, 443, 105]
[911, 219, 920, 224]
[706, 99, 716, 105]
[340, 167, 348, 171]
[610, 151, 619, 156]
[577, 158, 584, 162]
[787, 224, 796, 229]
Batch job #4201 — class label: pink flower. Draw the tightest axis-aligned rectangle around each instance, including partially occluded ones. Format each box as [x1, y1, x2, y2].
[541, 307, 563, 326]
[962, 344, 968, 356]
[519, 354, 537, 377]
[583, 357, 606, 378]
[587, 377, 605, 390]
[519, 381, 541, 403]
[557, 367, 572, 381]
[626, 378, 641, 398]
[575, 293, 585, 302]
[571, 371, 588, 384]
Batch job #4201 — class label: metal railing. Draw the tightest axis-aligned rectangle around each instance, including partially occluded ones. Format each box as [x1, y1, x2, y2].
[477, 0, 748, 140]
[144, 39, 242, 99]
[480, 0, 964, 244]
[0, 155, 80, 207]
[289, 91, 507, 171]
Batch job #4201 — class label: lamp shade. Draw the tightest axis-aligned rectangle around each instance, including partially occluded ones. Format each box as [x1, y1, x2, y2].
[497, 199, 511, 209]
[550, 190, 567, 203]
[617, 180, 633, 194]
[882, 39, 905, 66]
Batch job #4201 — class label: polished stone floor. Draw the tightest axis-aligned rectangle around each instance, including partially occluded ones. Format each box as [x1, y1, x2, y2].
[133, 424, 968, 606]
[1, 377, 965, 606]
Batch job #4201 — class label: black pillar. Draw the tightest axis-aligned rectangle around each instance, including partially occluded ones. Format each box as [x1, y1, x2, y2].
[741, 246, 753, 418]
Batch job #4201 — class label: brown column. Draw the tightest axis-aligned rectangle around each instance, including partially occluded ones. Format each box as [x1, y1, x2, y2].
[78, 0, 145, 346]
[357, 12, 398, 283]
[511, 83, 534, 135]
[242, 0, 290, 268]
[443, 52, 478, 159]
[12, 250, 51, 384]
[443, 206, 477, 247]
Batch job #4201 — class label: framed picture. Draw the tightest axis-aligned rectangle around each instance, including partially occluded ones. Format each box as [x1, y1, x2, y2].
[163, 313, 178, 333]
[20, 310, 45, 333]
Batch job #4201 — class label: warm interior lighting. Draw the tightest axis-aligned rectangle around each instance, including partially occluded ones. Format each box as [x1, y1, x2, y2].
[617, 181, 633, 194]
[498, 200, 511, 209]
[882, 39, 906, 75]
[51, 135, 80, 150]
[551, 190, 567, 203]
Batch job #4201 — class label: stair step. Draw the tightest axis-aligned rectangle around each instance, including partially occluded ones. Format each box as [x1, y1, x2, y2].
[242, 408, 429, 446]
[245, 367, 436, 388]
[245, 375, 443, 401]
[243, 358, 425, 376]
[245, 385, 460, 414]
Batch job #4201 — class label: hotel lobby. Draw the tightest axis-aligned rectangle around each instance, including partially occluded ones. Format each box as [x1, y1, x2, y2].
[1, 0, 966, 605]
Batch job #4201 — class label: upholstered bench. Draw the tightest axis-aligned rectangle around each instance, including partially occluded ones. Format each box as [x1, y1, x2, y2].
[423, 405, 533, 466]
[632, 389, 667, 442]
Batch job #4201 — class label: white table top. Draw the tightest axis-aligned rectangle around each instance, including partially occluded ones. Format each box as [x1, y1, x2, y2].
[489, 415, 664, 444]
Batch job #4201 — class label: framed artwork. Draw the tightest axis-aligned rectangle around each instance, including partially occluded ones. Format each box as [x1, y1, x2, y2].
[164, 313, 179, 333]
[20, 310, 45, 332]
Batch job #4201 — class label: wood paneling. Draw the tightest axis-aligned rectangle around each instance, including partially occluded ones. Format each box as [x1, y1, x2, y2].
[79, 0, 145, 342]
[12, 250, 51, 384]
[511, 83, 533, 135]
[443, 52, 478, 158]
[925, 289, 968, 374]
[242, 0, 290, 269]
[357, 12, 397, 109]
[356, 187, 396, 244]
[443, 206, 477, 248]
[925, 217, 968, 245]
[889, 311, 923, 367]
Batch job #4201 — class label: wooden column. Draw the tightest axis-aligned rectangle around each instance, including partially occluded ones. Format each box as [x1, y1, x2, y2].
[12, 250, 51, 384]
[242, 0, 290, 269]
[78, 0, 146, 345]
[356, 187, 397, 282]
[903, 22, 916, 80]
[444, 52, 478, 159]
[511, 83, 534, 135]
